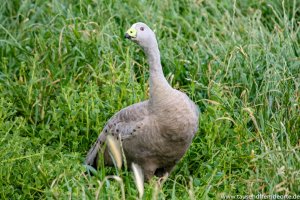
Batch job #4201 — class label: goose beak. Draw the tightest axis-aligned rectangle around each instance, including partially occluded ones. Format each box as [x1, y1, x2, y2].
[125, 33, 132, 39]
[125, 27, 137, 40]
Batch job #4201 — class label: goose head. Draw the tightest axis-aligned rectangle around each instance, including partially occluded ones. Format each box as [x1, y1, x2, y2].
[125, 22, 158, 50]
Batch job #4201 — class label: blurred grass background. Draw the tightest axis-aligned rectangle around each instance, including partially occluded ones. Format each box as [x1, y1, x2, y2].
[0, 0, 299, 199]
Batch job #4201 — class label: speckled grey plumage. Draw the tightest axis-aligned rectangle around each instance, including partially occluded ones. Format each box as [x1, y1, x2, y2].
[85, 22, 199, 181]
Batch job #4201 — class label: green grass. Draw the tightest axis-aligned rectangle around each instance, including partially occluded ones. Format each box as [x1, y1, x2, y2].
[0, 0, 300, 199]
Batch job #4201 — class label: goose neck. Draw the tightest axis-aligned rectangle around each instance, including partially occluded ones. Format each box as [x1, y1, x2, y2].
[144, 45, 172, 101]
[145, 46, 163, 75]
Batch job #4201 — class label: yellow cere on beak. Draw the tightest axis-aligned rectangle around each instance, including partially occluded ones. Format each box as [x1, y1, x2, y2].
[125, 27, 137, 38]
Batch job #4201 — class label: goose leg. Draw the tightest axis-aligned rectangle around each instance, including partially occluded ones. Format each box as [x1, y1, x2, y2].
[154, 165, 175, 177]
[143, 163, 158, 181]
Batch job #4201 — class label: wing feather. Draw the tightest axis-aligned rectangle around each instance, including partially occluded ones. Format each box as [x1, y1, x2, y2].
[85, 100, 150, 167]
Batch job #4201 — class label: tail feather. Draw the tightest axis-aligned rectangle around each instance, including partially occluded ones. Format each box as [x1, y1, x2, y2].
[85, 141, 101, 169]
[85, 132, 109, 169]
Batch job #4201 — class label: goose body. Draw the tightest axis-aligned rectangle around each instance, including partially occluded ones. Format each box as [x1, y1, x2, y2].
[85, 22, 199, 180]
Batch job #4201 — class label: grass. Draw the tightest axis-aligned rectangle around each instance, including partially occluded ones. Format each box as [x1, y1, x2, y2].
[0, 0, 299, 199]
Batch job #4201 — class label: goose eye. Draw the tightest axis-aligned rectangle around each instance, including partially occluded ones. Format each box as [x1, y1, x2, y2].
[140, 27, 144, 31]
